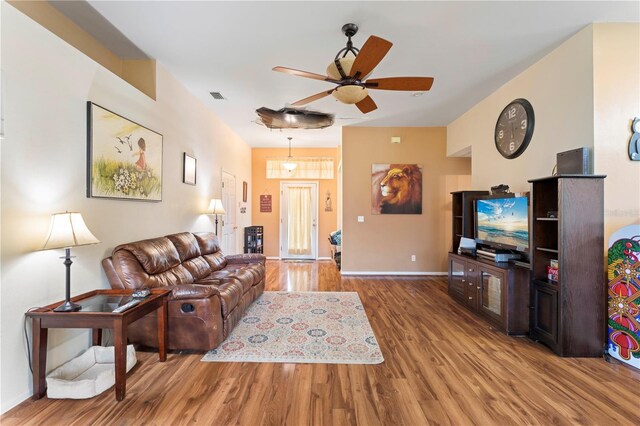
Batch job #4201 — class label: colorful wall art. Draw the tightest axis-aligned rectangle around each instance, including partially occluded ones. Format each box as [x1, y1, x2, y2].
[607, 224, 640, 370]
[371, 164, 423, 214]
[87, 102, 163, 201]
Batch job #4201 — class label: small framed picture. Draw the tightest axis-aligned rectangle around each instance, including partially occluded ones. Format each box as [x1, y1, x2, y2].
[243, 181, 248, 202]
[183, 153, 196, 185]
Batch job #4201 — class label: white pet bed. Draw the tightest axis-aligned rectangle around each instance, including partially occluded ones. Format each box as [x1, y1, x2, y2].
[46, 345, 136, 399]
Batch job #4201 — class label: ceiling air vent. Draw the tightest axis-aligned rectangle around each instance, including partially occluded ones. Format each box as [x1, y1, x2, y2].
[209, 92, 225, 100]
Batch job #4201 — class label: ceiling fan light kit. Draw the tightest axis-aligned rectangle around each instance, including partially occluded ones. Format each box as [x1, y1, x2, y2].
[273, 23, 434, 114]
[333, 85, 369, 104]
[282, 137, 297, 171]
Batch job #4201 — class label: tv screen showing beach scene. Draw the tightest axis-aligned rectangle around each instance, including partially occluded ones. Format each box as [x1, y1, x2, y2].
[476, 196, 529, 250]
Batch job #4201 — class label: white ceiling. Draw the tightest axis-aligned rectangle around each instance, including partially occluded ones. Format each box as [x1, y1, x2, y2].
[82, 1, 639, 148]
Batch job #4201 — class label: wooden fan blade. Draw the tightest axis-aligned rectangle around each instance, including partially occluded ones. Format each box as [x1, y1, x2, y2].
[365, 77, 434, 91]
[356, 96, 377, 114]
[273, 66, 330, 81]
[350, 36, 393, 78]
[291, 90, 334, 106]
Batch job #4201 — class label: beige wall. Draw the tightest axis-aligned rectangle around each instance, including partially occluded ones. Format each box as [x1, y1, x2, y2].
[448, 23, 639, 244]
[1, 7, 251, 412]
[342, 127, 471, 273]
[593, 24, 640, 240]
[251, 148, 338, 258]
[448, 26, 595, 192]
[7, 1, 156, 99]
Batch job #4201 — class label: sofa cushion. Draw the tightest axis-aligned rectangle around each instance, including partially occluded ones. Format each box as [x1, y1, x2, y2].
[114, 237, 181, 275]
[145, 265, 195, 288]
[163, 283, 220, 300]
[202, 268, 255, 293]
[202, 252, 228, 271]
[110, 250, 151, 290]
[242, 263, 265, 286]
[182, 257, 212, 280]
[219, 264, 264, 287]
[226, 253, 266, 265]
[195, 233, 228, 271]
[166, 232, 201, 262]
[195, 278, 244, 316]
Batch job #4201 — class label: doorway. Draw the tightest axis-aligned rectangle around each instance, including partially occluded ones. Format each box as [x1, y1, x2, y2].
[221, 171, 237, 254]
[280, 182, 318, 259]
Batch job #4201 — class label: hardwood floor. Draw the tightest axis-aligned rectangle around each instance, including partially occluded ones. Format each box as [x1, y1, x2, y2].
[3, 260, 639, 425]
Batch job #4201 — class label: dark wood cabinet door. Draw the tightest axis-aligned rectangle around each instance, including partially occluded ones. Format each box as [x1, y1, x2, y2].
[478, 266, 505, 327]
[448, 257, 466, 301]
[531, 282, 558, 348]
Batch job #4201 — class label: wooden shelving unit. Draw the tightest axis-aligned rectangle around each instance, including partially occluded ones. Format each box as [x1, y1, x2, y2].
[528, 175, 606, 357]
[243, 226, 263, 254]
[450, 190, 489, 252]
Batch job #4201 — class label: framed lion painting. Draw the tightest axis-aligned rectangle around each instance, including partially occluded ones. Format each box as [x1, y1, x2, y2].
[371, 164, 423, 214]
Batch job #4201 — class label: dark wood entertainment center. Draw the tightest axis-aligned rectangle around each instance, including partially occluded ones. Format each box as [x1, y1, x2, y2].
[448, 176, 606, 356]
[448, 252, 530, 335]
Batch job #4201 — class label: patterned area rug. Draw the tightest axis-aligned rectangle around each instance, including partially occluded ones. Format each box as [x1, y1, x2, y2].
[201, 291, 384, 364]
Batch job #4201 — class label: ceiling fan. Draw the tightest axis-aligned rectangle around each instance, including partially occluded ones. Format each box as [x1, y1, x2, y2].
[273, 23, 434, 114]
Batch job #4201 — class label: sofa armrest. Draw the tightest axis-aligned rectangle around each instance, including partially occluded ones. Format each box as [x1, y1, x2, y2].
[102, 257, 125, 289]
[162, 284, 221, 300]
[226, 253, 266, 265]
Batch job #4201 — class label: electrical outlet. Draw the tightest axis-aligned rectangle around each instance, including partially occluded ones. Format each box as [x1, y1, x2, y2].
[357, 216, 365, 222]
[411, 255, 416, 262]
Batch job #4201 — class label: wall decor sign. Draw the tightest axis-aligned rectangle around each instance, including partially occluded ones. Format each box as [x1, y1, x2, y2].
[260, 195, 272, 213]
[629, 117, 639, 161]
[183, 153, 197, 185]
[371, 163, 423, 214]
[243, 181, 248, 202]
[87, 102, 163, 201]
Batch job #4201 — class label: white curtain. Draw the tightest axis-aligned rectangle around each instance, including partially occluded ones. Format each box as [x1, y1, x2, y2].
[287, 186, 312, 255]
[267, 158, 334, 179]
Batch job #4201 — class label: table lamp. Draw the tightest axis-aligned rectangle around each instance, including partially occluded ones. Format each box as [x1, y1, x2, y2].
[42, 212, 100, 312]
[206, 199, 226, 236]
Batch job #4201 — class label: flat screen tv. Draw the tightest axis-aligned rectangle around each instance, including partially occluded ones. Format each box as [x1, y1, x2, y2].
[475, 195, 529, 253]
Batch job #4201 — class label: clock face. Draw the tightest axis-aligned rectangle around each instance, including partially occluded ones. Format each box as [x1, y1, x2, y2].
[494, 98, 535, 159]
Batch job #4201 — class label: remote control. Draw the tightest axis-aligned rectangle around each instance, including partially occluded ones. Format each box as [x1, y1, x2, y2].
[112, 299, 141, 313]
[132, 288, 151, 298]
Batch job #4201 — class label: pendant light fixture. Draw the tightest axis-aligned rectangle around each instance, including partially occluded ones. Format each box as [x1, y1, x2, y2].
[282, 137, 297, 171]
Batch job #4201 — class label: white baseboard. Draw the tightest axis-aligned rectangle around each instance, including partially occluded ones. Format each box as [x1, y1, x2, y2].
[340, 271, 447, 276]
[1, 390, 31, 415]
[267, 257, 333, 261]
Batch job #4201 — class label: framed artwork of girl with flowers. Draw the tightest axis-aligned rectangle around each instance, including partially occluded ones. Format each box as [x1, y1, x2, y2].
[87, 102, 163, 201]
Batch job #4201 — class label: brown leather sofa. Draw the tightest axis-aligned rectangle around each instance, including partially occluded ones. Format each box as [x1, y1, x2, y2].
[102, 232, 266, 351]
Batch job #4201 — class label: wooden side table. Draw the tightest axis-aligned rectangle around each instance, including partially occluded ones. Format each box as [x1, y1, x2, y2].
[25, 288, 170, 401]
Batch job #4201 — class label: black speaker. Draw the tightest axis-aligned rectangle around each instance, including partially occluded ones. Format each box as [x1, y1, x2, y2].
[557, 147, 591, 175]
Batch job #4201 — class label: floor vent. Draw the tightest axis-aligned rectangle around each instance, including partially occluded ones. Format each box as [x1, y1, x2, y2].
[210, 92, 226, 100]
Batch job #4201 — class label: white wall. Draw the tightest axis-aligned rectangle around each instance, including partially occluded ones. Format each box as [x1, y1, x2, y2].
[448, 26, 595, 192]
[0, 6, 252, 412]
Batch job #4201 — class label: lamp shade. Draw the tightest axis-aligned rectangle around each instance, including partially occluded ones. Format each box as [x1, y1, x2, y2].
[42, 212, 100, 250]
[282, 161, 297, 171]
[332, 85, 369, 104]
[207, 199, 226, 215]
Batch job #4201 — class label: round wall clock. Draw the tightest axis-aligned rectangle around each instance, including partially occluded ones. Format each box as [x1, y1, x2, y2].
[494, 98, 535, 159]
